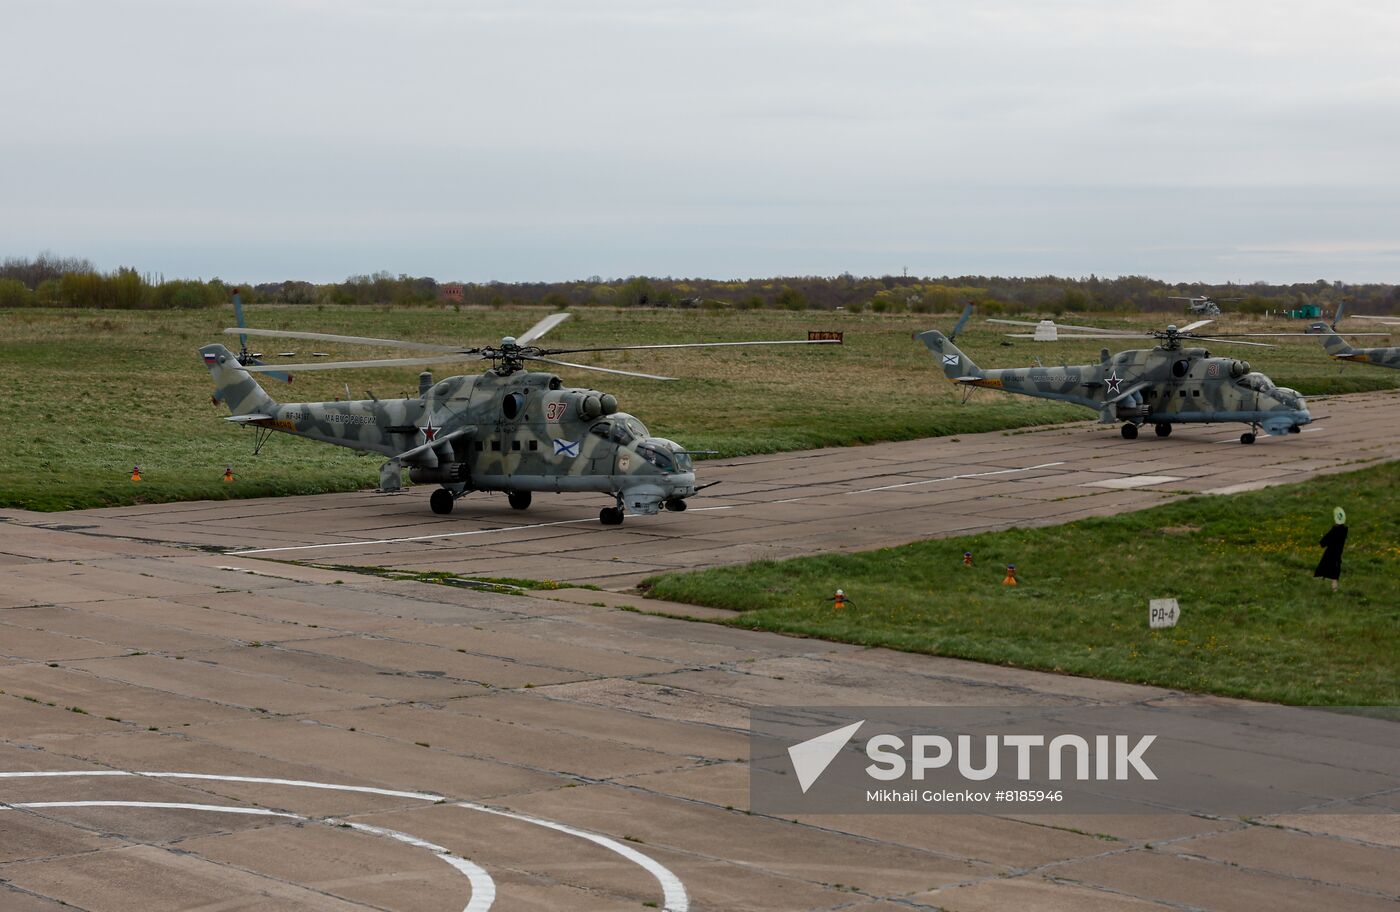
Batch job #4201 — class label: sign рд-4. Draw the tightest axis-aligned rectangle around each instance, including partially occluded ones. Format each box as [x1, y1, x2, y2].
[1149, 598, 1180, 629]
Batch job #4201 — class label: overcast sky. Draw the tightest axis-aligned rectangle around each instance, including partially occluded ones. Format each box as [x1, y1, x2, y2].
[4, 0, 1399, 284]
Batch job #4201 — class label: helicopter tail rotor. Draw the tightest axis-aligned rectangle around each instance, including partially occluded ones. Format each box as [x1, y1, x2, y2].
[229, 290, 294, 384]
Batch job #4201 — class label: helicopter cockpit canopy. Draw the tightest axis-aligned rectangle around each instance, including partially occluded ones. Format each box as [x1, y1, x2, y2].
[590, 414, 650, 447]
[1236, 372, 1275, 393]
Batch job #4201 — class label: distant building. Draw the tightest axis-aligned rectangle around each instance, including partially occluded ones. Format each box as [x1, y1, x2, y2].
[439, 283, 464, 303]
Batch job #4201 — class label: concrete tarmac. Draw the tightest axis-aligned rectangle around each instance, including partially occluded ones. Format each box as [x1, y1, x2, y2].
[1, 391, 1397, 911]
[21, 388, 1400, 588]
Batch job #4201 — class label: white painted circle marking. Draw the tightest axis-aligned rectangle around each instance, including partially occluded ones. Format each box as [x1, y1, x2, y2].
[1, 800, 495, 912]
[1, 771, 688, 912]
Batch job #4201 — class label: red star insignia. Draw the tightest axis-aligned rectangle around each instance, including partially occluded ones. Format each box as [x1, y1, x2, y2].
[1105, 371, 1123, 395]
[420, 417, 439, 442]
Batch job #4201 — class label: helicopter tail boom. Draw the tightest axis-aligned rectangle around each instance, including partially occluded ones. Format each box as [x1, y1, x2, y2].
[916, 330, 984, 382]
[201, 344, 280, 417]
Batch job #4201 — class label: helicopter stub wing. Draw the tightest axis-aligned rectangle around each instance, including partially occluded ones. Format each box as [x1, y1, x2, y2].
[390, 426, 476, 462]
[1105, 382, 1151, 404]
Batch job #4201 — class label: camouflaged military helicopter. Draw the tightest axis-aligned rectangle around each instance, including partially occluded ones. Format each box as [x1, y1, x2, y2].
[203, 306, 835, 524]
[1313, 303, 1399, 370]
[918, 312, 1314, 444]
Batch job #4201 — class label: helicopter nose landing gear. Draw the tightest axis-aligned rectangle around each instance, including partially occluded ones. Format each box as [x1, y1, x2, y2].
[429, 488, 455, 515]
[1240, 432, 1256, 445]
[664, 498, 687, 512]
[508, 490, 532, 510]
[600, 494, 626, 525]
[1154, 423, 1172, 438]
[1120, 423, 1139, 440]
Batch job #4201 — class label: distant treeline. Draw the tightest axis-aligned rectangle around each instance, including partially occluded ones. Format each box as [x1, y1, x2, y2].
[2, 253, 1395, 316]
[0, 253, 230, 310]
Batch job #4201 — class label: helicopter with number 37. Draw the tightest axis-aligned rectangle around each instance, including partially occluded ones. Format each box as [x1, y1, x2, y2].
[203, 300, 837, 524]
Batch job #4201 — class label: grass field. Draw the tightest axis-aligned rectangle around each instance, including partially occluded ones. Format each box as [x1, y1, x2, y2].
[1, 305, 1395, 511]
[642, 462, 1400, 706]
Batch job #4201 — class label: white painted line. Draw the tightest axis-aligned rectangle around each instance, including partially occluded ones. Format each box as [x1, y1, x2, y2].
[0, 770, 446, 802]
[459, 801, 689, 912]
[1, 800, 495, 912]
[768, 461, 1067, 503]
[339, 821, 495, 912]
[230, 516, 603, 555]
[10, 800, 300, 817]
[228, 463, 1065, 554]
[1083, 475, 1184, 490]
[2, 771, 686, 912]
[230, 506, 737, 556]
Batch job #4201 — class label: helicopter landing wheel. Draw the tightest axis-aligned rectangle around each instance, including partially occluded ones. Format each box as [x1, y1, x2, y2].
[599, 506, 624, 526]
[508, 490, 532, 510]
[1120, 423, 1139, 440]
[1154, 423, 1172, 438]
[664, 498, 687, 512]
[429, 488, 455, 515]
[1240, 432, 1256, 445]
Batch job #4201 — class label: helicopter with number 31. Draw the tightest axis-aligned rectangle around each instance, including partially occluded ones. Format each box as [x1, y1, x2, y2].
[918, 308, 1317, 444]
[203, 299, 836, 524]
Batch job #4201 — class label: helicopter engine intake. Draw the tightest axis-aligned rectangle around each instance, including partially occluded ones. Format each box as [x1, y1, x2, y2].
[572, 392, 619, 420]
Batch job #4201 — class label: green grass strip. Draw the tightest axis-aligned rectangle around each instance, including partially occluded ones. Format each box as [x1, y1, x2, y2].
[644, 462, 1400, 705]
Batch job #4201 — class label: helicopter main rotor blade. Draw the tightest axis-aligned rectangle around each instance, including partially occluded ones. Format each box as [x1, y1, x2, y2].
[1210, 331, 1393, 337]
[1004, 332, 1142, 340]
[525, 355, 675, 381]
[1179, 319, 1215, 332]
[1350, 315, 1400, 325]
[988, 318, 1139, 334]
[242, 353, 483, 372]
[1191, 336, 1274, 348]
[544, 339, 841, 355]
[227, 328, 469, 353]
[515, 312, 571, 346]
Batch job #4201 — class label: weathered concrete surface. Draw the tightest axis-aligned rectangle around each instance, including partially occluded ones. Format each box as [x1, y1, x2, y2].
[1, 520, 1396, 910]
[1, 394, 1397, 909]
[9, 389, 1395, 588]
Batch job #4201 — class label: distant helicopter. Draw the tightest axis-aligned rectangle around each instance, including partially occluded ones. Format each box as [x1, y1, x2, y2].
[1169, 295, 1227, 317]
[204, 304, 836, 524]
[918, 312, 1312, 444]
[1313, 302, 1399, 370]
